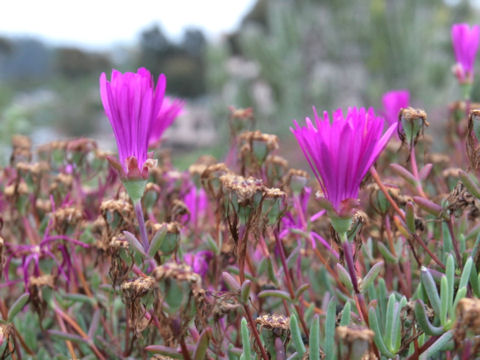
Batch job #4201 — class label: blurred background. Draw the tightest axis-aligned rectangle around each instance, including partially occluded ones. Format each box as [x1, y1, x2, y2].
[0, 0, 479, 166]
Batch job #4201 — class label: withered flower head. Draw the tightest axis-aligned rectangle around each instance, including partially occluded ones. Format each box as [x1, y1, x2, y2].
[4, 181, 29, 198]
[256, 313, 290, 339]
[446, 181, 480, 219]
[189, 155, 217, 178]
[11, 135, 32, 163]
[121, 276, 155, 299]
[15, 161, 50, 176]
[467, 109, 480, 170]
[66, 138, 97, 153]
[50, 206, 83, 233]
[201, 162, 230, 199]
[153, 262, 201, 285]
[336, 325, 375, 360]
[454, 298, 480, 352]
[228, 106, 255, 134]
[220, 174, 263, 205]
[33, 199, 49, 215]
[399, 107, 428, 147]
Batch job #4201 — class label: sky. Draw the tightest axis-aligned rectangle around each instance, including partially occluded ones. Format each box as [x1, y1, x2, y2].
[0, 0, 257, 49]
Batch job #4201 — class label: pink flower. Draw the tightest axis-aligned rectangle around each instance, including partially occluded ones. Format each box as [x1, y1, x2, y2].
[382, 90, 410, 126]
[452, 23, 480, 84]
[182, 186, 208, 225]
[148, 97, 184, 147]
[291, 107, 395, 214]
[99, 68, 166, 178]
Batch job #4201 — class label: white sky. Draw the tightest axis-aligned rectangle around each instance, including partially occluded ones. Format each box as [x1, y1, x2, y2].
[0, 0, 257, 49]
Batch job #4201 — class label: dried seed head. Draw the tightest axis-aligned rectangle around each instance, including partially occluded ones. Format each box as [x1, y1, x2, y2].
[228, 106, 255, 134]
[189, 155, 217, 177]
[100, 199, 134, 228]
[66, 138, 97, 153]
[455, 298, 480, 351]
[426, 153, 450, 168]
[399, 107, 428, 147]
[153, 262, 201, 286]
[201, 162, 230, 199]
[446, 181, 480, 219]
[256, 313, 290, 339]
[15, 161, 50, 176]
[0, 237, 4, 276]
[121, 276, 155, 335]
[220, 174, 264, 205]
[4, 181, 29, 198]
[121, 276, 155, 298]
[336, 325, 375, 360]
[11, 135, 32, 163]
[283, 169, 309, 193]
[50, 173, 74, 192]
[442, 167, 462, 179]
[50, 207, 83, 233]
[171, 199, 189, 219]
[467, 109, 480, 170]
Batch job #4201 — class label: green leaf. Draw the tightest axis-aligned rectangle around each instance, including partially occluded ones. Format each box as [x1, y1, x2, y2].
[420, 267, 441, 316]
[48, 330, 87, 344]
[440, 276, 448, 327]
[384, 294, 397, 352]
[414, 300, 444, 336]
[459, 171, 480, 199]
[377, 242, 397, 264]
[240, 280, 251, 304]
[8, 293, 29, 322]
[148, 225, 167, 257]
[419, 330, 453, 360]
[368, 306, 395, 358]
[309, 314, 320, 360]
[459, 257, 473, 289]
[324, 299, 336, 360]
[144, 345, 183, 358]
[406, 202, 416, 233]
[470, 262, 480, 298]
[290, 313, 305, 356]
[336, 263, 353, 293]
[295, 284, 310, 299]
[241, 318, 252, 360]
[194, 328, 211, 360]
[445, 254, 455, 308]
[360, 261, 383, 293]
[258, 290, 291, 301]
[123, 231, 146, 256]
[222, 272, 241, 291]
[339, 302, 351, 326]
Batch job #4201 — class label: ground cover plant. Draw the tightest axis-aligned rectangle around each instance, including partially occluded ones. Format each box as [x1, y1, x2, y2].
[2, 23, 480, 360]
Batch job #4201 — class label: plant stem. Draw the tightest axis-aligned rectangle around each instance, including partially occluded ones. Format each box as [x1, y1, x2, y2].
[447, 215, 462, 265]
[371, 167, 445, 270]
[134, 201, 149, 252]
[243, 304, 269, 360]
[410, 146, 427, 198]
[274, 229, 309, 337]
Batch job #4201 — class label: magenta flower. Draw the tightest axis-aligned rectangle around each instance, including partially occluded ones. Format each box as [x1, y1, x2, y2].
[291, 107, 395, 214]
[99, 68, 166, 178]
[382, 89, 410, 126]
[451, 23, 480, 84]
[184, 251, 213, 277]
[148, 97, 184, 147]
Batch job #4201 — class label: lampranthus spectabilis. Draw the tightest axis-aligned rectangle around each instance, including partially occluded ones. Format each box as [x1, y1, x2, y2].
[99, 68, 166, 180]
[382, 89, 410, 126]
[291, 107, 396, 217]
[451, 23, 480, 84]
[148, 96, 184, 147]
